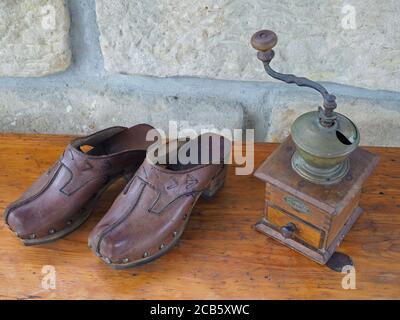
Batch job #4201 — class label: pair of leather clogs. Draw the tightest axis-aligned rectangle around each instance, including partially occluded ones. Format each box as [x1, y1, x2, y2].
[4, 124, 230, 269]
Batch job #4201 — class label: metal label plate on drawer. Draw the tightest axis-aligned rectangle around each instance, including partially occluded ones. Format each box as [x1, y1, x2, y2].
[284, 196, 311, 214]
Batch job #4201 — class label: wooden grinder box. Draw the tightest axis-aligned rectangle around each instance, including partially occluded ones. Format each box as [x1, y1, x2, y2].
[254, 137, 379, 264]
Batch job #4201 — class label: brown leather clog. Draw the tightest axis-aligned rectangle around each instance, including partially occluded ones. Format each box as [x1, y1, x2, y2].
[88, 133, 231, 269]
[4, 124, 157, 245]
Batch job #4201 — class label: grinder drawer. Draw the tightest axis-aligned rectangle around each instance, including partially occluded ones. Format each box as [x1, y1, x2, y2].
[266, 204, 324, 249]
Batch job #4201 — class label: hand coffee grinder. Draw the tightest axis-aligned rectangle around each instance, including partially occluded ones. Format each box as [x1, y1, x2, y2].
[251, 30, 380, 265]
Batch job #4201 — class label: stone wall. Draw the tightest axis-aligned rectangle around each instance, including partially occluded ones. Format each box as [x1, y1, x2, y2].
[0, 0, 399, 146]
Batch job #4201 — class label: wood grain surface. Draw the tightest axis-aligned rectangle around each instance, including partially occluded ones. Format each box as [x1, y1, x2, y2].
[0, 134, 399, 299]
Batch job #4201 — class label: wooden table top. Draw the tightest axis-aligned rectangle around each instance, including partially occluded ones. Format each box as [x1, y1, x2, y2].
[0, 133, 399, 300]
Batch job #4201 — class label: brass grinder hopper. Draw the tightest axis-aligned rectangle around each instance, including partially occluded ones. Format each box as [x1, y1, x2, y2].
[251, 30, 360, 185]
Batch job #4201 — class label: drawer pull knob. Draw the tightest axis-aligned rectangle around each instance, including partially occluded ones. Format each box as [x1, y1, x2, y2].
[280, 222, 297, 239]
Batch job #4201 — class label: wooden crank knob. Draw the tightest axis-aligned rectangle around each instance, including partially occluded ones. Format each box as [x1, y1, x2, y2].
[251, 30, 278, 52]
